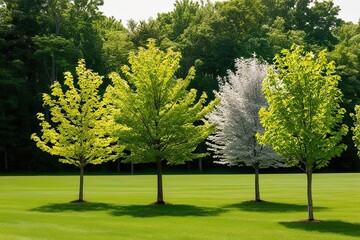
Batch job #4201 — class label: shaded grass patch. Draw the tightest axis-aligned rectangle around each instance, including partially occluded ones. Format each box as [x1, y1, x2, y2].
[110, 204, 226, 217]
[280, 220, 360, 237]
[31, 202, 225, 217]
[31, 202, 115, 212]
[224, 201, 328, 213]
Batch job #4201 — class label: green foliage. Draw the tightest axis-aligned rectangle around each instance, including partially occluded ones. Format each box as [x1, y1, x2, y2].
[352, 105, 360, 157]
[330, 22, 360, 109]
[31, 59, 122, 168]
[265, 17, 306, 57]
[32, 34, 81, 83]
[329, 22, 360, 168]
[261, 0, 341, 49]
[98, 17, 134, 73]
[165, 0, 200, 40]
[0, 0, 34, 170]
[305, 0, 342, 48]
[0, 0, 357, 172]
[258, 45, 348, 170]
[129, 19, 168, 49]
[107, 40, 219, 165]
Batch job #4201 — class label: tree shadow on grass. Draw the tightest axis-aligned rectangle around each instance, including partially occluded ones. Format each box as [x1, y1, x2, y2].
[31, 202, 116, 213]
[31, 202, 226, 217]
[224, 201, 328, 213]
[110, 204, 226, 218]
[280, 220, 360, 237]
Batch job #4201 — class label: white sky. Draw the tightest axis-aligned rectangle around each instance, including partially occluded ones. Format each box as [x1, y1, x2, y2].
[100, 0, 360, 24]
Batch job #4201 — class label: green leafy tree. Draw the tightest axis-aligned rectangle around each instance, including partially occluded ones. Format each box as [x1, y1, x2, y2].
[215, 0, 265, 58]
[0, 0, 40, 171]
[97, 16, 134, 73]
[0, 1, 24, 170]
[128, 18, 174, 50]
[32, 34, 81, 84]
[177, 2, 227, 98]
[330, 22, 360, 170]
[157, 0, 201, 42]
[68, 0, 104, 72]
[352, 105, 360, 157]
[261, 0, 341, 49]
[32, 0, 75, 87]
[107, 40, 219, 205]
[31, 60, 122, 202]
[265, 17, 306, 59]
[257, 45, 348, 221]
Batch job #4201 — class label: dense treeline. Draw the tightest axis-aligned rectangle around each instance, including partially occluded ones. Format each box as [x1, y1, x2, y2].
[1, 0, 359, 173]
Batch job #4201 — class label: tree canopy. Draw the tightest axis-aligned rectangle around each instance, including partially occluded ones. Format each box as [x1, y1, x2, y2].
[107, 40, 219, 203]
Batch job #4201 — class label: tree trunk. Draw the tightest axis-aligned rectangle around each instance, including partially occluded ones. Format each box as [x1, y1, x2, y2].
[156, 159, 165, 205]
[131, 162, 134, 175]
[306, 168, 314, 221]
[78, 166, 84, 202]
[51, 53, 56, 84]
[254, 165, 261, 201]
[198, 158, 203, 172]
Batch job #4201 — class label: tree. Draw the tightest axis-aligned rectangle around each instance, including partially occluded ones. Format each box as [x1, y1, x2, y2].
[97, 16, 134, 73]
[257, 45, 348, 221]
[157, 0, 201, 42]
[33, 0, 74, 85]
[107, 40, 219, 205]
[31, 59, 122, 202]
[329, 22, 360, 170]
[176, 2, 228, 98]
[207, 57, 283, 202]
[305, 0, 342, 48]
[260, 0, 341, 49]
[32, 34, 81, 84]
[265, 17, 306, 59]
[214, 0, 283, 61]
[67, 0, 105, 73]
[352, 105, 360, 157]
[0, 0, 41, 171]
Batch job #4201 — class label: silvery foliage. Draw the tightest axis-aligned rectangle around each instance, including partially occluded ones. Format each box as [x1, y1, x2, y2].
[206, 57, 283, 168]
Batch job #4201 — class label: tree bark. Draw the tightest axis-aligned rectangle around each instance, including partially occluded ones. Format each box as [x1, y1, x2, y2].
[156, 159, 165, 205]
[254, 165, 261, 201]
[51, 53, 56, 84]
[198, 158, 203, 172]
[306, 168, 314, 221]
[78, 166, 84, 201]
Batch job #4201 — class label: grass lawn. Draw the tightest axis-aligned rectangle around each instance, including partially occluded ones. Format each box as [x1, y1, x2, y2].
[0, 173, 359, 239]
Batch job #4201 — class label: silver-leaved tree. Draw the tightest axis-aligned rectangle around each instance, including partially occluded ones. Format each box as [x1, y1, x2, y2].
[207, 57, 283, 202]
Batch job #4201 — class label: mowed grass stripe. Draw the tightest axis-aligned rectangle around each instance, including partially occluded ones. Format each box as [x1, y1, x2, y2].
[0, 173, 359, 239]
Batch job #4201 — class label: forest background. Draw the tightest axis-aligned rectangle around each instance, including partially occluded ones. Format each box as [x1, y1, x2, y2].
[1, 0, 360, 173]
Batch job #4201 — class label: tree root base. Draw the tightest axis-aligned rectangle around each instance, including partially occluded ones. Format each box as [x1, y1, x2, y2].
[150, 201, 171, 206]
[70, 199, 88, 203]
[246, 199, 265, 203]
[296, 219, 324, 223]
